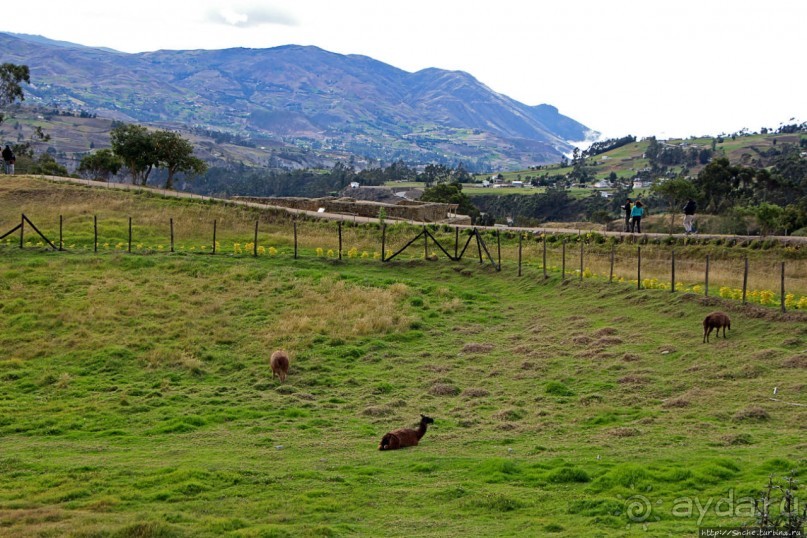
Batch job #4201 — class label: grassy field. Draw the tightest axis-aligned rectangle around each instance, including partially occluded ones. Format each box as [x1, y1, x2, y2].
[1, 178, 806, 537]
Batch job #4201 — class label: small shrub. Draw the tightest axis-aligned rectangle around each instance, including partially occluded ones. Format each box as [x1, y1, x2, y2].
[545, 381, 574, 397]
[548, 467, 591, 483]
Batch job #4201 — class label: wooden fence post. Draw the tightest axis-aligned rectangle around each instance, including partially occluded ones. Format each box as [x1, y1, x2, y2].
[94, 215, 98, 253]
[253, 220, 259, 257]
[637, 246, 642, 289]
[579, 241, 584, 281]
[294, 221, 298, 259]
[128, 217, 132, 253]
[742, 256, 748, 304]
[561, 239, 566, 280]
[542, 236, 547, 279]
[59, 215, 64, 251]
[212, 219, 217, 254]
[424, 225, 428, 259]
[705, 255, 710, 296]
[19, 214, 24, 248]
[781, 262, 786, 313]
[518, 233, 522, 277]
[671, 249, 675, 292]
[381, 224, 386, 262]
[170, 218, 175, 253]
[338, 221, 342, 260]
[609, 243, 615, 283]
[454, 227, 459, 260]
[497, 230, 501, 271]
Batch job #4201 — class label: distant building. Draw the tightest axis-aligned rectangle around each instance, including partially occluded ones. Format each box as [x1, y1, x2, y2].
[511, 181, 524, 188]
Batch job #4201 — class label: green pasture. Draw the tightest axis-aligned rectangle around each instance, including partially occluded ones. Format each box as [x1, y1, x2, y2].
[0, 178, 806, 537]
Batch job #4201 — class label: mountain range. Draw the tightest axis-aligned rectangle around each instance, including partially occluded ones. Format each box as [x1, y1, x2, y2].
[0, 32, 597, 171]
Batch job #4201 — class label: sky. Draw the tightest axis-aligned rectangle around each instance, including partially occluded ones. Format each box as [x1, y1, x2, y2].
[3, 0, 805, 140]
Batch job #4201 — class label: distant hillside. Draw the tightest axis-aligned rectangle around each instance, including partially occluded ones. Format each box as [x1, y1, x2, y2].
[479, 131, 807, 185]
[0, 33, 597, 171]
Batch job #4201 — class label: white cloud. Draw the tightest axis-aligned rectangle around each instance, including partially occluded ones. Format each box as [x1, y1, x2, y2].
[206, 4, 297, 28]
[1, 0, 805, 139]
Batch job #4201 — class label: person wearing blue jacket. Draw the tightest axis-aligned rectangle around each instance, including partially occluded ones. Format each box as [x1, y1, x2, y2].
[630, 200, 645, 233]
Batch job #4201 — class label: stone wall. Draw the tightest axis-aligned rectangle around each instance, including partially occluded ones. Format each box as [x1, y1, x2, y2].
[232, 196, 460, 223]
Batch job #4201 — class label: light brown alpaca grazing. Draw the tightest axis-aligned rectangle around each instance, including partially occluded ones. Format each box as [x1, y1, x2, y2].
[379, 415, 434, 450]
[270, 350, 290, 382]
[703, 311, 731, 343]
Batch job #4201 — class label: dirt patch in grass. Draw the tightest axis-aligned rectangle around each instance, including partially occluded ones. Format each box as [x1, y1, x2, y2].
[424, 364, 452, 373]
[608, 427, 640, 437]
[662, 397, 690, 408]
[782, 355, 807, 369]
[622, 353, 642, 362]
[494, 409, 524, 422]
[462, 387, 490, 398]
[732, 406, 770, 422]
[572, 335, 592, 345]
[594, 336, 623, 347]
[618, 375, 650, 385]
[594, 327, 618, 337]
[752, 350, 781, 361]
[720, 433, 754, 446]
[528, 323, 547, 334]
[429, 383, 460, 396]
[363, 405, 393, 417]
[461, 343, 494, 354]
[579, 394, 604, 406]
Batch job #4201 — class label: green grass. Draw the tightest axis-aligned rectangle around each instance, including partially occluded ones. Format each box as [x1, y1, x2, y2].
[1, 178, 806, 537]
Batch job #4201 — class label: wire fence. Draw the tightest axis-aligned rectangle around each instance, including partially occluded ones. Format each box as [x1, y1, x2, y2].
[3, 213, 807, 312]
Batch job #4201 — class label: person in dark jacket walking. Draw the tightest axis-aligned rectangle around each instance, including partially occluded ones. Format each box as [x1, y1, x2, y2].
[622, 198, 632, 232]
[682, 198, 697, 234]
[2, 145, 14, 175]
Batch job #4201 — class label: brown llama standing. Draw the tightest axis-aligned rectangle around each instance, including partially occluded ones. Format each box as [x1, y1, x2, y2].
[379, 415, 434, 450]
[703, 311, 731, 343]
[270, 350, 290, 382]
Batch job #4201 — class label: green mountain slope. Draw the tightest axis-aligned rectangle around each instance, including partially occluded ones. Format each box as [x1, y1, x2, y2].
[0, 178, 805, 536]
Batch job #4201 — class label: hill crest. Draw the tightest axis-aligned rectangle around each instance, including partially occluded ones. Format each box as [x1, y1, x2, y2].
[0, 32, 596, 171]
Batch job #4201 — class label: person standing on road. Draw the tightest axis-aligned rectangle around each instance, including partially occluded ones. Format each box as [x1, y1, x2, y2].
[682, 198, 697, 234]
[622, 198, 633, 232]
[2, 145, 14, 175]
[630, 200, 645, 233]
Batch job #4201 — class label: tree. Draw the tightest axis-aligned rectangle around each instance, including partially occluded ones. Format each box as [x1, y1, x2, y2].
[111, 124, 155, 185]
[420, 181, 480, 223]
[650, 177, 699, 233]
[0, 63, 30, 125]
[29, 154, 68, 177]
[753, 202, 784, 235]
[419, 164, 451, 187]
[694, 158, 737, 213]
[151, 130, 207, 189]
[78, 149, 124, 181]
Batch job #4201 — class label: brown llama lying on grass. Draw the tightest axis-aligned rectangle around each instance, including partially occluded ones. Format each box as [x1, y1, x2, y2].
[270, 350, 290, 382]
[703, 311, 731, 343]
[379, 415, 434, 450]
